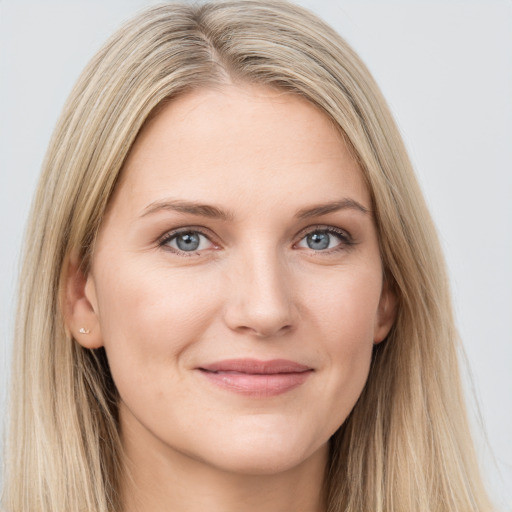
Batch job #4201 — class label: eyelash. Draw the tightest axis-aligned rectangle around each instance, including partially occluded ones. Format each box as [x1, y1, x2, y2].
[157, 225, 355, 256]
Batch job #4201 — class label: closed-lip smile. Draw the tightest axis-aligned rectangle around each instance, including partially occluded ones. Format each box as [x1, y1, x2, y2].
[197, 358, 314, 397]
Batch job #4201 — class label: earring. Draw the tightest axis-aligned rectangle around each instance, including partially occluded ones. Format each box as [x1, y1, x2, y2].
[79, 327, 90, 334]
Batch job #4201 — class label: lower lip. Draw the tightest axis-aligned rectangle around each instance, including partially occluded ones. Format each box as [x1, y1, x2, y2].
[198, 370, 312, 397]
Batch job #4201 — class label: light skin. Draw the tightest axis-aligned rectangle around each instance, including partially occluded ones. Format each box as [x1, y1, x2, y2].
[65, 84, 396, 512]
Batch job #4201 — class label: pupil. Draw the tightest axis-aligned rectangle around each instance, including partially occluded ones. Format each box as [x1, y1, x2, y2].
[307, 232, 329, 250]
[176, 232, 200, 251]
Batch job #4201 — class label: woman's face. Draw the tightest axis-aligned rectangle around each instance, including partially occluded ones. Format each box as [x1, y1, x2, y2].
[75, 84, 395, 475]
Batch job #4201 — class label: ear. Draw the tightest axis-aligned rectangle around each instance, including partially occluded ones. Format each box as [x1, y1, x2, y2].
[62, 251, 103, 349]
[373, 279, 397, 344]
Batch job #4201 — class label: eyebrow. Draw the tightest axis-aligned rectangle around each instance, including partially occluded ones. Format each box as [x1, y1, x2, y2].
[139, 197, 370, 221]
[295, 198, 370, 219]
[140, 199, 235, 221]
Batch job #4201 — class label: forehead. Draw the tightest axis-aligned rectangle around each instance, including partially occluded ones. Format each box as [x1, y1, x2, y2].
[111, 84, 370, 218]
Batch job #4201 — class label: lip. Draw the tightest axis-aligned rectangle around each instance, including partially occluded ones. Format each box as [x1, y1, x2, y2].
[197, 358, 313, 397]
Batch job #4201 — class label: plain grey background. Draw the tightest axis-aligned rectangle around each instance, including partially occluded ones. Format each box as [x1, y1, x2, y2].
[1, 0, 511, 508]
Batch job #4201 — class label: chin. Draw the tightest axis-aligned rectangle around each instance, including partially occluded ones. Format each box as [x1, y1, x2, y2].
[192, 425, 328, 476]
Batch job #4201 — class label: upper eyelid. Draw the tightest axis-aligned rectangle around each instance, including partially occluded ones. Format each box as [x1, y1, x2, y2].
[294, 224, 353, 242]
[158, 226, 216, 244]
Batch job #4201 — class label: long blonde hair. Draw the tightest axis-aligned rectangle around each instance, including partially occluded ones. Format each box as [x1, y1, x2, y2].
[3, 1, 492, 511]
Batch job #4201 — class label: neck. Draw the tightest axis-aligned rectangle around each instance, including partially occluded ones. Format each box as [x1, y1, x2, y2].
[119, 414, 328, 512]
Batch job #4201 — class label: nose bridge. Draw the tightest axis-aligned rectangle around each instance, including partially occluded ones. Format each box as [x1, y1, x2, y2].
[224, 241, 297, 337]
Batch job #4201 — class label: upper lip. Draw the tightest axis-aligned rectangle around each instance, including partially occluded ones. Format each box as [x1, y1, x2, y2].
[198, 358, 313, 374]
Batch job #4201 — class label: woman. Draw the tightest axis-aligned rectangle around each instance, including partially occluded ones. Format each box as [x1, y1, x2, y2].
[3, 1, 493, 511]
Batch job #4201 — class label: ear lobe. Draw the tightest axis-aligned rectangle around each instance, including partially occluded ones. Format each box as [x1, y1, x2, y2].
[62, 252, 103, 349]
[373, 280, 397, 344]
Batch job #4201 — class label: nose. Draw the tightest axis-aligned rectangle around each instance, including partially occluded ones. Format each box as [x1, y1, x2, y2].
[223, 247, 299, 338]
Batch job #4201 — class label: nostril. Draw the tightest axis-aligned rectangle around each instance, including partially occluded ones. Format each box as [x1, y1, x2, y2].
[236, 323, 293, 338]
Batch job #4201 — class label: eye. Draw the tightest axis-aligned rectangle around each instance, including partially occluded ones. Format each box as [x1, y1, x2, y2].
[160, 230, 216, 253]
[296, 228, 352, 252]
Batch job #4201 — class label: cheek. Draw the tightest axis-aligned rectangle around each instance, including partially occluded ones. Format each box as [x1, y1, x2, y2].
[303, 265, 382, 427]
[92, 260, 220, 393]
[306, 263, 382, 348]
